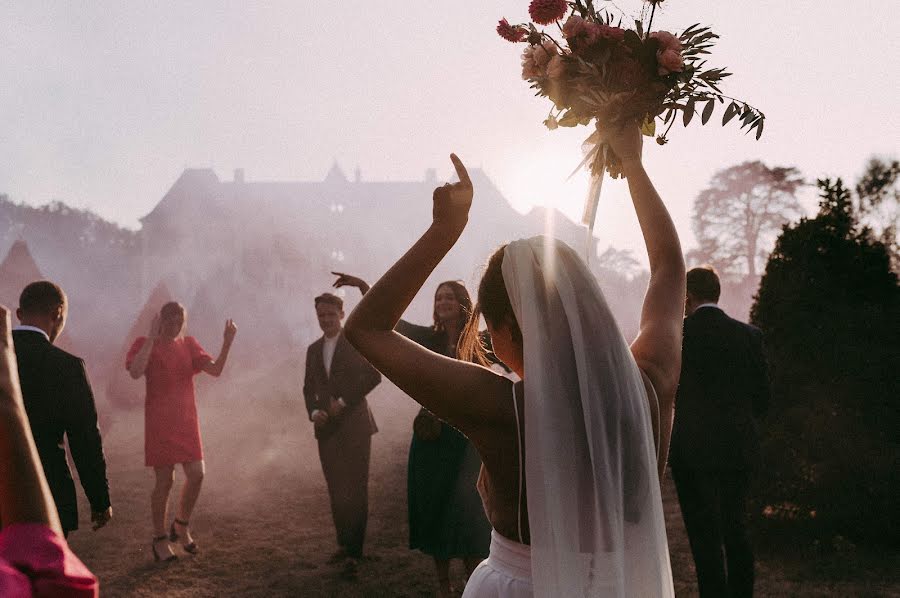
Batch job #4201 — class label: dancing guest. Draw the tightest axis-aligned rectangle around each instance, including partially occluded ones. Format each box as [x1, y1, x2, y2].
[126, 302, 236, 562]
[345, 126, 682, 596]
[333, 273, 491, 596]
[13, 281, 111, 538]
[0, 304, 99, 597]
[303, 292, 381, 573]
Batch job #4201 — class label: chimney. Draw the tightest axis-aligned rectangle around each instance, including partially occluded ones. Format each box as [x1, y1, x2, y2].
[424, 168, 437, 184]
[354, 166, 361, 183]
[234, 168, 245, 183]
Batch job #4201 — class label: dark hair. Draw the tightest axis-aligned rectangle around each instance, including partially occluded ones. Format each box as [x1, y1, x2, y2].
[314, 292, 344, 311]
[19, 281, 66, 315]
[432, 280, 472, 332]
[459, 245, 522, 365]
[160, 301, 185, 319]
[686, 266, 721, 303]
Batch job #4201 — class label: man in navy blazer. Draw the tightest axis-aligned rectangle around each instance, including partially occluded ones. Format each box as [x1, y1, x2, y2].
[303, 292, 380, 566]
[670, 267, 770, 598]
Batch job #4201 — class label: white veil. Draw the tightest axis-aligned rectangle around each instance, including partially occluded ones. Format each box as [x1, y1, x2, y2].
[502, 237, 673, 597]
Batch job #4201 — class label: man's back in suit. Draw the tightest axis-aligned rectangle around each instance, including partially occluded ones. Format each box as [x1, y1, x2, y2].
[671, 267, 771, 598]
[671, 305, 770, 470]
[14, 329, 110, 534]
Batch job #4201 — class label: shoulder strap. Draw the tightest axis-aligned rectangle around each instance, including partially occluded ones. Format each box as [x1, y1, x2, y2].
[512, 383, 525, 544]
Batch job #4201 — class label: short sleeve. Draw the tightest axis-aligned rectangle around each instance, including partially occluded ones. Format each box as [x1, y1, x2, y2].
[185, 337, 213, 374]
[125, 337, 147, 370]
[0, 523, 98, 597]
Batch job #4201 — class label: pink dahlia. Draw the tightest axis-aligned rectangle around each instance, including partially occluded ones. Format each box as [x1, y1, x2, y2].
[528, 0, 568, 26]
[597, 24, 626, 42]
[521, 40, 558, 79]
[497, 18, 527, 43]
[650, 31, 684, 75]
[546, 54, 566, 79]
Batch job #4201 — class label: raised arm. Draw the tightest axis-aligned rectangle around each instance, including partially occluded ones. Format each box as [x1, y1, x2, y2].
[609, 126, 686, 475]
[128, 315, 160, 379]
[343, 155, 509, 432]
[200, 319, 237, 377]
[332, 272, 428, 342]
[0, 306, 63, 535]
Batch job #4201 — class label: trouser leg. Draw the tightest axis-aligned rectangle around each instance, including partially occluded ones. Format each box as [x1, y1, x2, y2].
[720, 470, 754, 598]
[319, 431, 371, 557]
[672, 466, 729, 598]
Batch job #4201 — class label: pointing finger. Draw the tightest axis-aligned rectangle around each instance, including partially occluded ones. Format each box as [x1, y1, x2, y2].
[450, 153, 471, 187]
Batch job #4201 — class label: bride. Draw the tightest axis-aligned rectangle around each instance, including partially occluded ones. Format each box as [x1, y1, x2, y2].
[344, 125, 683, 597]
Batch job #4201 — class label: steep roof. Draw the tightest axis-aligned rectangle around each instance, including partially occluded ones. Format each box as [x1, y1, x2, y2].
[0, 239, 78, 353]
[140, 169, 221, 226]
[0, 240, 44, 308]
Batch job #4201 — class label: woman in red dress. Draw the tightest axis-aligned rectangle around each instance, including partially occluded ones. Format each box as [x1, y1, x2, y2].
[126, 301, 237, 562]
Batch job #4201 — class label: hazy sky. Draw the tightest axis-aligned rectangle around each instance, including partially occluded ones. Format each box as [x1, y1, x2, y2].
[1, 0, 897, 258]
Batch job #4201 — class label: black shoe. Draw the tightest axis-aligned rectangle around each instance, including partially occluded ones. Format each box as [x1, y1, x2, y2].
[327, 548, 349, 564]
[341, 557, 359, 580]
[152, 536, 177, 562]
[169, 519, 199, 554]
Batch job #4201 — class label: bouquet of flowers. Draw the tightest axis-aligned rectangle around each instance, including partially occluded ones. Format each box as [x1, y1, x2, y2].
[497, 0, 765, 228]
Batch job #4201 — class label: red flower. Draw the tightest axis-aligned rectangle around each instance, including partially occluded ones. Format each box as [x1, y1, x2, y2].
[497, 18, 527, 43]
[528, 0, 568, 26]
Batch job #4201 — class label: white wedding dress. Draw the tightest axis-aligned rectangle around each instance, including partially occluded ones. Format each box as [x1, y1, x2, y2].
[463, 237, 674, 598]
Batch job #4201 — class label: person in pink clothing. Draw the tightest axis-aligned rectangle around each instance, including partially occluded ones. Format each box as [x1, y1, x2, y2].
[0, 303, 99, 597]
[126, 301, 237, 562]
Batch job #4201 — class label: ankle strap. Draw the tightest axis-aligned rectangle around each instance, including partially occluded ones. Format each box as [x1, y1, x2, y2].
[174, 518, 189, 526]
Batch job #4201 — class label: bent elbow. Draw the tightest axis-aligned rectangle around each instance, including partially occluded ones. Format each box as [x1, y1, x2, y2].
[344, 318, 362, 349]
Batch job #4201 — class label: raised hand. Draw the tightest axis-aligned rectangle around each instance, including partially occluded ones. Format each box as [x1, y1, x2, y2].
[312, 410, 329, 428]
[91, 506, 112, 531]
[602, 124, 643, 165]
[332, 272, 370, 295]
[148, 315, 162, 339]
[223, 319, 237, 344]
[432, 154, 473, 233]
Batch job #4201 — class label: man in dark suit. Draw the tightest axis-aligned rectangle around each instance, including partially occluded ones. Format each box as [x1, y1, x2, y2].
[670, 267, 770, 598]
[13, 280, 112, 536]
[303, 292, 381, 567]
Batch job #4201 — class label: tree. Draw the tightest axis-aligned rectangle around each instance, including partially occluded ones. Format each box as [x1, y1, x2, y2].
[691, 161, 804, 278]
[595, 245, 640, 279]
[751, 178, 899, 546]
[855, 156, 899, 269]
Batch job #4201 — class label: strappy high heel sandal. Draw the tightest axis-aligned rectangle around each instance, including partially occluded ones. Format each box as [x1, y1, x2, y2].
[169, 518, 199, 554]
[152, 535, 177, 562]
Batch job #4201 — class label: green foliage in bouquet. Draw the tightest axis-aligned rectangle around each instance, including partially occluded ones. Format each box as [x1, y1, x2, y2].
[498, 0, 765, 178]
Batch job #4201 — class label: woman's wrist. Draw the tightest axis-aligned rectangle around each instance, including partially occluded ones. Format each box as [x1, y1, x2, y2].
[620, 158, 645, 178]
[428, 219, 467, 245]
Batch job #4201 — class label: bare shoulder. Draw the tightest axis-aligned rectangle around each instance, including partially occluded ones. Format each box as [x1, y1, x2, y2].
[631, 324, 681, 409]
[463, 372, 519, 450]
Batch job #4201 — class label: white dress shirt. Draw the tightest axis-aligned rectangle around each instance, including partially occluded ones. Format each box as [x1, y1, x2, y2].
[13, 325, 50, 342]
[322, 333, 339, 377]
[312, 333, 345, 421]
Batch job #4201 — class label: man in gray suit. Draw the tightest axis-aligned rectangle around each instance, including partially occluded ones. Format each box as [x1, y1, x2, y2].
[303, 292, 381, 567]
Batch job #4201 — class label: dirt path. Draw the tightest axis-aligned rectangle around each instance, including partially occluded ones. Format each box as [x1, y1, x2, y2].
[66, 384, 898, 597]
